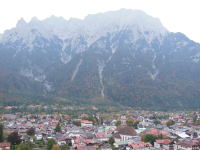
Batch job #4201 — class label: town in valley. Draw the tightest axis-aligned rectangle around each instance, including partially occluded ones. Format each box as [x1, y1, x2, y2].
[0, 105, 199, 150]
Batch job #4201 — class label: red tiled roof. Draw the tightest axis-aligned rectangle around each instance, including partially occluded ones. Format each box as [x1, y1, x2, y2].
[159, 130, 170, 135]
[129, 142, 152, 148]
[52, 119, 59, 123]
[156, 139, 171, 145]
[95, 132, 106, 138]
[115, 125, 137, 136]
[75, 139, 81, 143]
[81, 120, 93, 124]
[0, 142, 11, 147]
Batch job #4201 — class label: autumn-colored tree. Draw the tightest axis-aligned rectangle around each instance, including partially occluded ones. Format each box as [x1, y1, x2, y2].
[3, 131, 10, 141]
[52, 145, 60, 150]
[141, 134, 145, 141]
[126, 119, 135, 127]
[93, 118, 97, 124]
[3, 116, 7, 120]
[157, 115, 162, 119]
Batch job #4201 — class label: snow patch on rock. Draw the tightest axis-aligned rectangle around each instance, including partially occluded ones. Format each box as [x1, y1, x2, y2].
[34, 75, 46, 82]
[148, 52, 159, 80]
[0, 9, 169, 55]
[98, 60, 105, 98]
[44, 80, 54, 92]
[71, 59, 83, 81]
[60, 52, 71, 64]
[20, 68, 33, 79]
[107, 56, 112, 62]
[193, 58, 199, 63]
[20, 66, 47, 82]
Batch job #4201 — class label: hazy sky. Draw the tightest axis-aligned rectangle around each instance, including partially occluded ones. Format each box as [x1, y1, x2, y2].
[1, 0, 200, 43]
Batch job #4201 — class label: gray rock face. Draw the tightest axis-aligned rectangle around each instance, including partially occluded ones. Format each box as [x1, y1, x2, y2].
[0, 9, 200, 109]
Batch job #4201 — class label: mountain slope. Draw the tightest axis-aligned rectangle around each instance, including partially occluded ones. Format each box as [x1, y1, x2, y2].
[0, 9, 200, 109]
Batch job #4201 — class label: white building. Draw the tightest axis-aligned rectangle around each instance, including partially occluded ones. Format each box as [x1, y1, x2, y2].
[81, 120, 93, 127]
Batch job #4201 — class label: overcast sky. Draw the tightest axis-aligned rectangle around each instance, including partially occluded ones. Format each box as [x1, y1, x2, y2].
[1, 0, 200, 43]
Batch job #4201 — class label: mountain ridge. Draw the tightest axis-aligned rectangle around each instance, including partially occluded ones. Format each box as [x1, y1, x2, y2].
[0, 9, 200, 109]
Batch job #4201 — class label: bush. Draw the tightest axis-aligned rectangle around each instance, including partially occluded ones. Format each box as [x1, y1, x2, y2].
[39, 144, 43, 148]
[108, 137, 115, 145]
[26, 127, 35, 136]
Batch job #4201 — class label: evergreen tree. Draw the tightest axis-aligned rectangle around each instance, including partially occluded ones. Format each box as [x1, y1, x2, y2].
[115, 120, 121, 126]
[68, 141, 72, 146]
[55, 123, 61, 133]
[144, 134, 155, 145]
[160, 134, 163, 139]
[0, 123, 4, 142]
[154, 120, 161, 125]
[108, 137, 115, 145]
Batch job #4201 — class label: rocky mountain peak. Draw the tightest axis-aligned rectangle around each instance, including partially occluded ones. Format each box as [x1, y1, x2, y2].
[16, 17, 27, 29]
[0, 9, 169, 47]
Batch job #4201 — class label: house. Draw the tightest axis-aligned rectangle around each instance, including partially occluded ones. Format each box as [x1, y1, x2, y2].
[127, 141, 152, 150]
[175, 139, 199, 150]
[92, 106, 98, 110]
[82, 133, 94, 139]
[154, 139, 175, 149]
[66, 127, 81, 133]
[36, 134, 43, 140]
[2, 114, 16, 120]
[18, 129, 28, 136]
[98, 126, 116, 134]
[52, 119, 59, 125]
[173, 131, 190, 139]
[186, 130, 198, 138]
[94, 132, 108, 142]
[113, 141, 128, 148]
[73, 145, 96, 150]
[89, 140, 103, 147]
[81, 120, 93, 127]
[173, 115, 179, 122]
[154, 124, 168, 130]
[0, 142, 11, 150]
[55, 135, 71, 146]
[101, 144, 112, 150]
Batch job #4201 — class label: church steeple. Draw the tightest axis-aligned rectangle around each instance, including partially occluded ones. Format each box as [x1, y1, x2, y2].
[121, 113, 126, 126]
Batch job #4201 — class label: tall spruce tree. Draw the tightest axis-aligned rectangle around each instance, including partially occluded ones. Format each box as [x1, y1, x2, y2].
[0, 123, 3, 142]
[55, 123, 61, 133]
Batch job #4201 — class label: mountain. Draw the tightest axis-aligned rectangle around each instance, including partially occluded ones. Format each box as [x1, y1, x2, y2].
[0, 9, 200, 110]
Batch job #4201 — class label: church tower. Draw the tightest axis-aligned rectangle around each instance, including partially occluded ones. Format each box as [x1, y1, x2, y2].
[121, 113, 126, 126]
